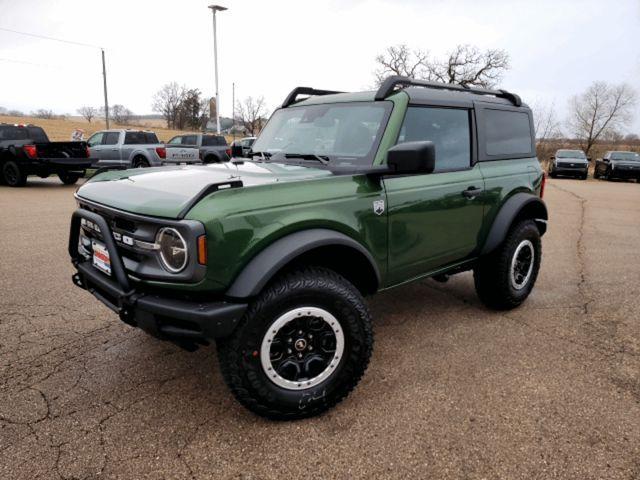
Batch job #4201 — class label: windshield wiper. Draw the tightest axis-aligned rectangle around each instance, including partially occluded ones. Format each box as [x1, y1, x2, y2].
[281, 153, 331, 165]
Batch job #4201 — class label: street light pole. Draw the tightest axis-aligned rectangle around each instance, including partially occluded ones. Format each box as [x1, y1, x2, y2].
[101, 49, 110, 129]
[208, 5, 227, 134]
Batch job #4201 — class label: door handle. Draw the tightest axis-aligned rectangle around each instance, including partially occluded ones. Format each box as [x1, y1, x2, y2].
[462, 186, 483, 199]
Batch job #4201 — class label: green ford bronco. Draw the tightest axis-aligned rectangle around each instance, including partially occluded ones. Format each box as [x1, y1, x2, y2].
[69, 76, 547, 419]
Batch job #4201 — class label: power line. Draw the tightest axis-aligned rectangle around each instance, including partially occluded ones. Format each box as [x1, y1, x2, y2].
[0, 27, 102, 49]
[0, 57, 67, 70]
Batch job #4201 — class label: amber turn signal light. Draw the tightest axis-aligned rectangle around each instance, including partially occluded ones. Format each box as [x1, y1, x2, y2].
[197, 235, 207, 265]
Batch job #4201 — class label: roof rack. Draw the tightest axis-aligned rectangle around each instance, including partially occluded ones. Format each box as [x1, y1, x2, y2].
[282, 87, 343, 108]
[375, 75, 522, 107]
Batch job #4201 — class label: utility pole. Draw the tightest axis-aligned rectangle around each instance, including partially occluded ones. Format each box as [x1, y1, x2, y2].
[101, 49, 110, 129]
[209, 5, 227, 134]
[232, 82, 235, 142]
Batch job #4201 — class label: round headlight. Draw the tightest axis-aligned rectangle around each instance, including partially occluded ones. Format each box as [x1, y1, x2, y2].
[156, 227, 188, 273]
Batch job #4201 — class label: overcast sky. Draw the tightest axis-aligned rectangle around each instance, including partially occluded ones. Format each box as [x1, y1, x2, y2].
[1, 0, 639, 132]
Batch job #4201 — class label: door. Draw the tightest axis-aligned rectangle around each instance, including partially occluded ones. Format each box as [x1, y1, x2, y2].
[100, 131, 122, 166]
[384, 106, 484, 284]
[87, 132, 105, 165]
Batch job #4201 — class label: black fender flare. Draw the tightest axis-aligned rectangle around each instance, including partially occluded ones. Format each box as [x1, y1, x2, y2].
[225, 229, 381, 299]
[480, 193, 548, 255]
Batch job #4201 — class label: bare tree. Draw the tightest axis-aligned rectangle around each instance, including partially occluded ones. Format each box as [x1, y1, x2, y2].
[374, 44, 428, 85]
[235, 96, 267, 135]
[374, 44, 510, 88]
[32, 109, 55, 119]
[152, 82, 187, 129]
[624, 133, 639, 142]
[0, 106, 7, 115]
[566, 82, 637, 156]
[77, 106, 97, 123]
[111, 104, 133, 124]
[532, 101, 562, 141]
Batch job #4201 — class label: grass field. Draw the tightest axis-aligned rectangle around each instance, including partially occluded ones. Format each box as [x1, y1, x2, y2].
[0, 115, 235, 143]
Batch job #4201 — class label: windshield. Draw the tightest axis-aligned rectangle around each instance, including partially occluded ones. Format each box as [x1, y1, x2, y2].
[250, 102, 392, 166]
[611, 151, 640, 161]
[557, 150, 586, 159]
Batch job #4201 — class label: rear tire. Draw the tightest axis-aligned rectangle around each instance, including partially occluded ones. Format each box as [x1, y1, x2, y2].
[133, 156, 150, 168]
[58, 171, 82, 185]
[2, 161, 27, 187]
[217, 266, 373, 420]
[474, 220, 542, 310]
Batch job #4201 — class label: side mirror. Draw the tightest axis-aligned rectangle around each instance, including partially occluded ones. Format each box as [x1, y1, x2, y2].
[587, 157, 592, 161]
[231, 145, 244, 158]
[550, 156, 555, 160]
[387, 141, 435, 175]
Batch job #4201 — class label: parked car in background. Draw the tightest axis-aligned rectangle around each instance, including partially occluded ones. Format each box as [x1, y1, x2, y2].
[594, 151, 640, 181]
[548, 149, 589, 180]
[230, 136, 257, 158]
[167, 133, 230, 163]
[87, 130, 200, 168]
[0, 123, 91, 187]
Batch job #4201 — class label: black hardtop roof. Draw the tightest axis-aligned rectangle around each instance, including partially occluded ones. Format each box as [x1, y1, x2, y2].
[402, 86, 526, 107]
[284, 76, 528, 109]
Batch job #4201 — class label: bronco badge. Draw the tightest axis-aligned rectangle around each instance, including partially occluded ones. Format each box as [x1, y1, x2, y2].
[373, 199, 385, 215]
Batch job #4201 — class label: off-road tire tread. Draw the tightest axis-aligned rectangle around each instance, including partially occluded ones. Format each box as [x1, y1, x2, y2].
[474, 220, 541, 310]
[217, 266, 373, 420]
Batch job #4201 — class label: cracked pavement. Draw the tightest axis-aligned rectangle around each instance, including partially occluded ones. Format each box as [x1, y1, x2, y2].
[1, 177, 639, 479]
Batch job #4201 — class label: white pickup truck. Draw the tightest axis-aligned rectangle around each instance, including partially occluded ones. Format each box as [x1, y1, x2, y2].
[87, 129, 200, 168]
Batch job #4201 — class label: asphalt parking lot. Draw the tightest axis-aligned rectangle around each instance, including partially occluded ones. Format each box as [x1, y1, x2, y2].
[1, 177, 639, 479]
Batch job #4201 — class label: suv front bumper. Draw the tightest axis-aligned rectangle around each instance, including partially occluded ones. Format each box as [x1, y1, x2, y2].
[69, 209, 247, 346]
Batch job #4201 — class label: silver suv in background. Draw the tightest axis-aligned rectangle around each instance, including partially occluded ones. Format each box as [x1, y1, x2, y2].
[87, 130, 200, 168]
[167, 133, 230, 164]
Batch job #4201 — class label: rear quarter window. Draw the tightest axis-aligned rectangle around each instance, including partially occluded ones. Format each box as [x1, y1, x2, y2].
[26, 127, 49, 142]
[202, 136, 227, 146]
[483, 109, 533, 157]
[124, 132, 159, 144]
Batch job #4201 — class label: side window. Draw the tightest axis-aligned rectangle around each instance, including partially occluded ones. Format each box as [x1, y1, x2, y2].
[397, 107, 471, 172]
[182, 135, 197, 145]
[484, 109, 532, 156]
[103, 132, 120, 145]
[168, 136, 182, 145]
[87, 132, 104, 147]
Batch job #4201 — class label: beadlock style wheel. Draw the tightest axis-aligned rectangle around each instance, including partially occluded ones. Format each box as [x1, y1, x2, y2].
[260, 307, 345, 390]
[509, 239, 535, 290]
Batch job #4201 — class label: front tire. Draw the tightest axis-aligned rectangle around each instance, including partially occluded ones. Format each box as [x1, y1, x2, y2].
[474, 220, 542, 310]
[217, 267, 374, 420]
[2, 161, 27, 187]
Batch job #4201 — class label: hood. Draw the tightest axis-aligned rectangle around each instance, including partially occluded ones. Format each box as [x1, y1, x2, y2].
[77, 162, 331, 218]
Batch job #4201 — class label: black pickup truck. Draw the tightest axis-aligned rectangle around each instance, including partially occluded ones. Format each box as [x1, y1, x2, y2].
[0, 123, 92, 187]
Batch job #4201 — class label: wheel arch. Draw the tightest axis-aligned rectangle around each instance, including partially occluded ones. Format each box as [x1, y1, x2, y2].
[480, 193, 548, 256]
[225, 229, 381, 299]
